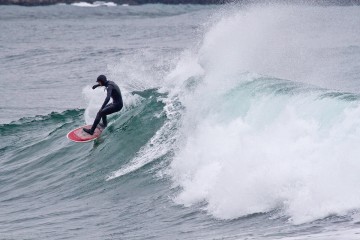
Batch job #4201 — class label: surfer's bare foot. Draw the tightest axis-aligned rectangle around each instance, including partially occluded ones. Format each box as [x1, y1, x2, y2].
[83, 128, 94, 135]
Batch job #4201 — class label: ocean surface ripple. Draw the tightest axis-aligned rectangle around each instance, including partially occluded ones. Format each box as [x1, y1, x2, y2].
[1, 3, 360, 240]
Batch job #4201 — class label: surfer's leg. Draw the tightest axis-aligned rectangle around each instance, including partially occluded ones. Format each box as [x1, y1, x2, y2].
[85, 104, 121, 134]
[83, 118, 99, 135]
[101, 104, 120, 116]
[86, 112, 102, 134]
[96, 104, 119, 129]
[98, 104, 110, 128]
[100, 104, 115, 128]
[101, 115, 107, 128]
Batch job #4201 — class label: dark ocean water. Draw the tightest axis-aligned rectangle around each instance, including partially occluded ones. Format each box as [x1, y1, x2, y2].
[1, 3, 360, 240]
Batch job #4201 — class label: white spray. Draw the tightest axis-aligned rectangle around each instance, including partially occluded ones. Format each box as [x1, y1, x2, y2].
[169, 4, 360, 224]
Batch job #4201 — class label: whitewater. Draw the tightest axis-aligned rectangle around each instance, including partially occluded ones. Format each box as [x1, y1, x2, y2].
[1, 2, 360, 239]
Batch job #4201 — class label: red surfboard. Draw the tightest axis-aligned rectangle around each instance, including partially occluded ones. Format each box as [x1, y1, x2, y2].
[67, 125, 104, 143]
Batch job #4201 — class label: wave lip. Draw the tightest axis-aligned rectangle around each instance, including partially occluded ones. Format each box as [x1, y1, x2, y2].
[159, 3, 360, 225]
[170, 76, 360, 225]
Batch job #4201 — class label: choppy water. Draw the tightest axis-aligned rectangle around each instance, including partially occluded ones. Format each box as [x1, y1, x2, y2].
[1, 2, 360, 240]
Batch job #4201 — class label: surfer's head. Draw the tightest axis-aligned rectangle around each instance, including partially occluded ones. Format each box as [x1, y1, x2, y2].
[97, 75, 108, 86]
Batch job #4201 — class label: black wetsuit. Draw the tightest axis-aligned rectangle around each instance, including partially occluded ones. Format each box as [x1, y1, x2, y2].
[89, 80, 123, 132]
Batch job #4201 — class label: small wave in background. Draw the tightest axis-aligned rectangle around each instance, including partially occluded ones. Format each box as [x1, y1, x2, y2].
[71, 1, 117, 7]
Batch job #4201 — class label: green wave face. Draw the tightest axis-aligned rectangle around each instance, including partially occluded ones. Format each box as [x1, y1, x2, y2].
[0, 89, 177, 239]
[2, 76, 360, 239]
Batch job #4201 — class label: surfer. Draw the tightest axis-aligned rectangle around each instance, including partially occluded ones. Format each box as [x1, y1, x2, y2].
[83, 75, 123, 135]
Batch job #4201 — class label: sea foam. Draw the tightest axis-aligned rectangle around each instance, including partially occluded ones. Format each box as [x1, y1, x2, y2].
[71, 1, 117, 7]
[169, 4, 360, 224]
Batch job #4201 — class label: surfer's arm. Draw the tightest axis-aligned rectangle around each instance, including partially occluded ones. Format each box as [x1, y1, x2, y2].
[92, 84, 100, 89]
[100, 85, 113, 110]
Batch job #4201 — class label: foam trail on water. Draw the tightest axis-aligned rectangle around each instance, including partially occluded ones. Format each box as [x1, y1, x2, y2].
[106, 96, 181, 180]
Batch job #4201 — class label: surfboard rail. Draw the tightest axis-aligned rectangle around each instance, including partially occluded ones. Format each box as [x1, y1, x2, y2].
[67, 125, 103, 143]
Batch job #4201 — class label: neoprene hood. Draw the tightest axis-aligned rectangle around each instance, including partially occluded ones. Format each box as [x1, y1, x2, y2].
[97, 75, 107, 85]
